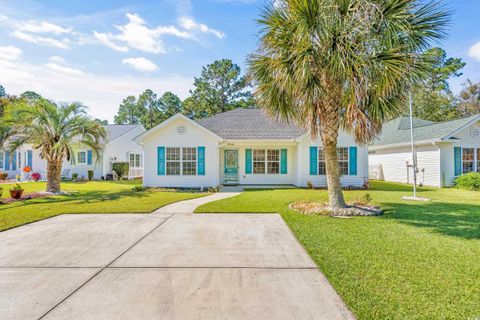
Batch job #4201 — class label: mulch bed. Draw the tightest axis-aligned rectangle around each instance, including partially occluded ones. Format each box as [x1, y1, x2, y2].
[289, 201, 383, 217]
[0, 192, 52, 204]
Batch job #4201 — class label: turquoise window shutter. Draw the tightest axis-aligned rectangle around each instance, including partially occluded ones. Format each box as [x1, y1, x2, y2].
[157, 147, 165, 176]
[349, 146, 357, 175]
[309, 146, 317, 175]
[5, 151, 10, 170]
[280, 149, 288, 174]
[245, 149, 252, 174]
[454, 147, 462, 176]
[12, 152, 17, 171]
[197, 146, 205, 175]
[87, 150, 93, 165]
[27, 150, 33, 168]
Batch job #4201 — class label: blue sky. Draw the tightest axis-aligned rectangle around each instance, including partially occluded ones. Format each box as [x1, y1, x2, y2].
[0, 0, 479, 121]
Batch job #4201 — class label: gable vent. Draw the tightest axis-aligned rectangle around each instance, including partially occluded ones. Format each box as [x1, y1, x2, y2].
[177, 125, 186, 134]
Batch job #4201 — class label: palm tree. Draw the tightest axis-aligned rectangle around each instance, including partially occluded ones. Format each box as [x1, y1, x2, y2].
[1, 99, 106, 193]
[249, 0, 448, 208]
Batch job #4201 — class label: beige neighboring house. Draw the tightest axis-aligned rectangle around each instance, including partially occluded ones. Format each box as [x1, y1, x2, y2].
[369, 115, 480, 187]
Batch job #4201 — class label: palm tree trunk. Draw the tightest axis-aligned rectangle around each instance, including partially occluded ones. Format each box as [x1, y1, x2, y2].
[323, 141, 347, 208]
[46, 160, 62, 193]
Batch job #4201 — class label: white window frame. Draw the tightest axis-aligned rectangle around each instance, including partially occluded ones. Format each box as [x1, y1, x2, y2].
[77, 150, 87, 165]
[129, 153, 142, 168]
[252, 149, 280, 175]
[462, 147, 475, 174]
[166, 147, 197, 176]
[317, 147, 349, 176]
[477, 149, 480, 173]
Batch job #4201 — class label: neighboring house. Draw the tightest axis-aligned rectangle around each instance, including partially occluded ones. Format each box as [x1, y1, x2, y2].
[369, 115, 480, 187]
[0, 124, 146, 180]
[136, 108, 368, 188]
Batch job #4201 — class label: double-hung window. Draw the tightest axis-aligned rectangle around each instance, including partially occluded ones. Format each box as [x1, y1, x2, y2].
[182, 147, 197, 175]
[252, 149, 280, 174]
[462, 148, 474, 173]
[77, 151, 87, 164]
[166, 147, 197, 176]
[337, 147, 349, 175]
[318, 148, 326, 175]
[317, 147, 349, 175]
[477, 149, 480, 173]
[129, 153, 141, 168]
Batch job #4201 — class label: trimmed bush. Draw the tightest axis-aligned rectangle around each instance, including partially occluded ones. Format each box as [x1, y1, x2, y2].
[88, 170, 94, 181]
[455, 172, 480, 191]
[112, 162, 129, 179]
[72, 173, 78, 181]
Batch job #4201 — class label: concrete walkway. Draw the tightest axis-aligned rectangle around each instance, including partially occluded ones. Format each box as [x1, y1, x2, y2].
[0, 192, 355, 320]
[153, 190, 241, 214]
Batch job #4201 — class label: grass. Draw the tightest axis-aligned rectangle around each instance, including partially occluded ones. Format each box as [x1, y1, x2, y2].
[0, 180, 205, 232]
[196, 181, 480, 320]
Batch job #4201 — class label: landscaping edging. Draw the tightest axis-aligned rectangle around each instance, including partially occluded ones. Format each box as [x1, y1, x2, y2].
[289, 201, 383, 217]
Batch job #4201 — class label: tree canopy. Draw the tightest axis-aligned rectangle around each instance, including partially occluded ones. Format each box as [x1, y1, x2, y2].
[248, 0, 448, 208]
[411, 48, 465, 121]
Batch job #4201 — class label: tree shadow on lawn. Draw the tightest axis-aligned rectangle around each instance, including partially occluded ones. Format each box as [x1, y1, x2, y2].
[0, 189, 150, 211]
[368, 182, 435, 192]
[381, 201, 480, 240]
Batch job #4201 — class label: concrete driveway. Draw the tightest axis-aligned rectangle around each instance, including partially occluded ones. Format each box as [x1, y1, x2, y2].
[0, 211, 354, 319]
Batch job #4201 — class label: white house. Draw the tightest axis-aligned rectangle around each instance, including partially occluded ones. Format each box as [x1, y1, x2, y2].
[135, 108, 368, 188]
[0, 124, 146, 180]
[369, 115, 480, 187]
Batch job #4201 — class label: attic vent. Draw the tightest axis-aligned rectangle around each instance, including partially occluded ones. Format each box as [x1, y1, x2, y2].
[177, 125, 186, 134]
[470, 128, 480, 138]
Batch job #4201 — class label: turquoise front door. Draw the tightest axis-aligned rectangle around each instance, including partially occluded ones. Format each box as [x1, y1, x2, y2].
[224, 150, 239, 185]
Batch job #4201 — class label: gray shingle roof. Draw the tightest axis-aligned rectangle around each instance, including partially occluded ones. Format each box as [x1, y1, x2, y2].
[196, 108, 307, 139]
[372, 115, 479, 147]
[104, 124, 141, 142]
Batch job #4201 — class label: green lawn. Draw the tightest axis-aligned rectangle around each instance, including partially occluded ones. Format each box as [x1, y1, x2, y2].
[0, 180, 205, 232]
[196, 181, 480, 320]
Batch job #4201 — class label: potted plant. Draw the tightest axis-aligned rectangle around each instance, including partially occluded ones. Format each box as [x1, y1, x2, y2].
[9, 184, 24, 199]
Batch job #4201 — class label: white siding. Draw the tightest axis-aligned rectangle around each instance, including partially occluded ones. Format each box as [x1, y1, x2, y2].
[297, 130, 369, 187]
[369, 144, 441, 187]
[102, 126, 146, 178]
[440, 121, 480, 186]
[142, 117, 221, 188]
[219, 144, 297, 185]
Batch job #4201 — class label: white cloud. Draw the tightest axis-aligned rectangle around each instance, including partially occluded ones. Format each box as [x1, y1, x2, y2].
[45, 63, 85, 76]
[178, 17, 225, 39]
[468, 42, 480, 61]
[12, 30, 70, 49]
[48, 56, 66, 64]
[93, 31, 129, 52]
[19, 21, 72, 34]
[0, 58, 192, 121]
[122, 57, 158, 72]
[94, 13, 224, 54]
[0, 46, 22, 60]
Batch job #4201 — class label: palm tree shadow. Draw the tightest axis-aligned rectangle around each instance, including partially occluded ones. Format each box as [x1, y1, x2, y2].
[381, 201, 480, 240]
[0, 189, 150, 211]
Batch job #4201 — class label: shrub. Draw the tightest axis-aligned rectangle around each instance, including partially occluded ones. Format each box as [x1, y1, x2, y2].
[31, 172, 41, 182]
[0, 172, 7, 180]
[88, 170, 94, 181]
[455, 172, 480, 191]
[112, 162, 129, 179]
[10, 183, 24, 191]
[71, 173, 78, 181]
[306, 181, 313, 189]
[132, 185, 147, 192]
